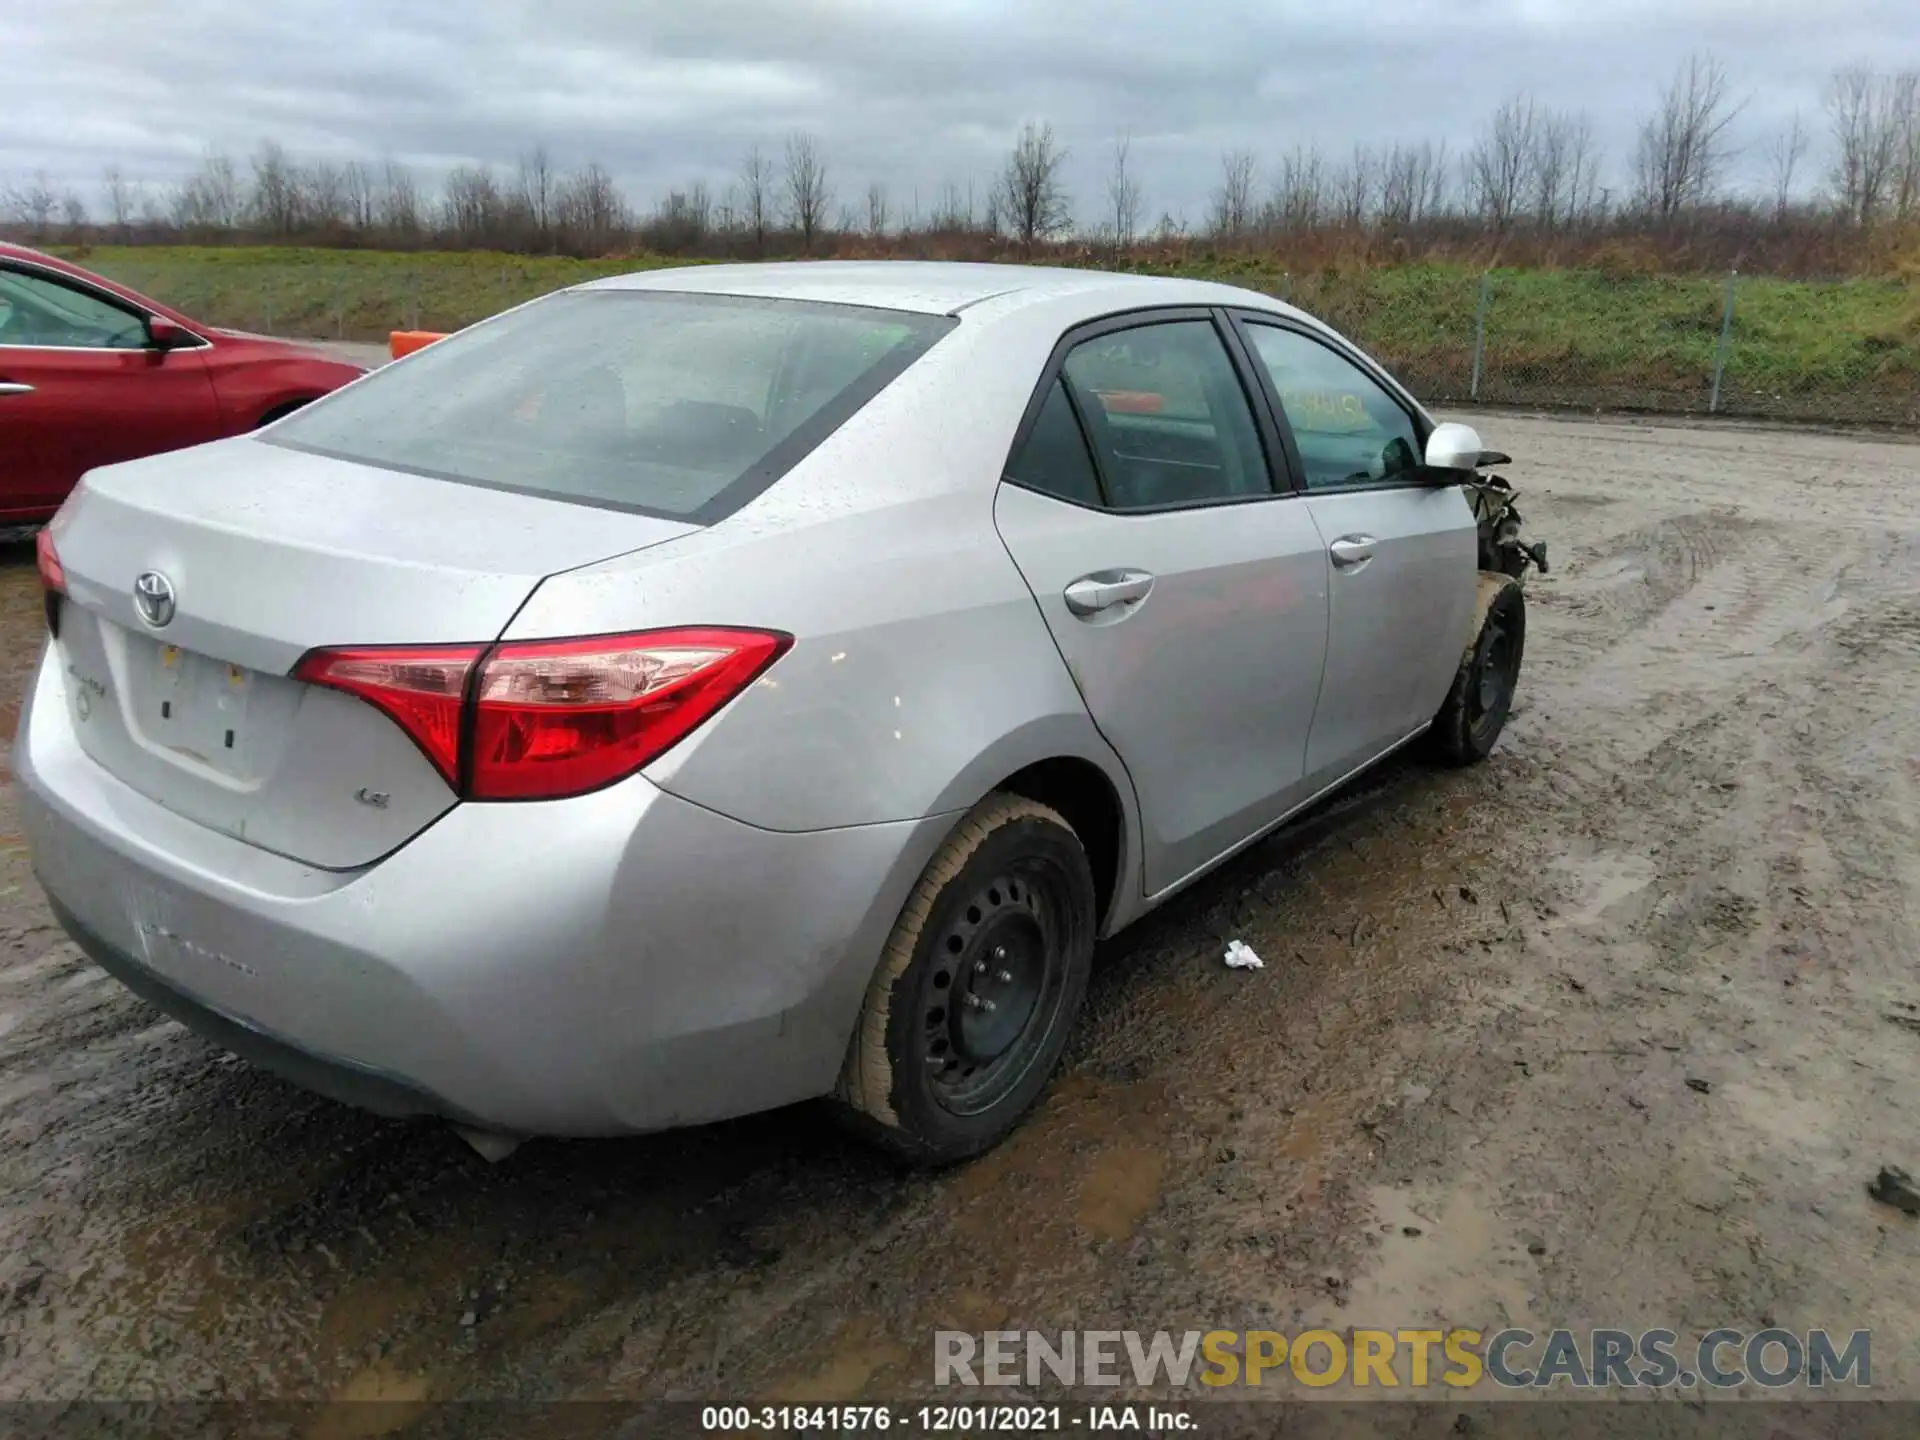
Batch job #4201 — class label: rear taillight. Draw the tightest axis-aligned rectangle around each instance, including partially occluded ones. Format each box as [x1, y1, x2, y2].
[35, 529, 64, 636]
[35, 529, 64, 595]
[294, 628, 790, 802]
[293, 645, 483, 787]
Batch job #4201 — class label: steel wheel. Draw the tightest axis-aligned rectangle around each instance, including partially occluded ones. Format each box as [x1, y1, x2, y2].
[835, 793, 1097, 1164]
[919, 863, 1075, 1117]
[1427, 577, 1527, 766]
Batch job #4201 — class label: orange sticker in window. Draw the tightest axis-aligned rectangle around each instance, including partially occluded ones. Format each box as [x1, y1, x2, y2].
[1096, 389, 1166, 414]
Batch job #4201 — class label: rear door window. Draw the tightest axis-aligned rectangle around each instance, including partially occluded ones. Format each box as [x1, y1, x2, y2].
[1058, 320, 1273, 509]
[270, 291, 955, 523]
[1004, 378, 1105, 507]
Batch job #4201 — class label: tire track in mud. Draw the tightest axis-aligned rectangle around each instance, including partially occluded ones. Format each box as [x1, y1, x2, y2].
[1318, 437, 1920, 1391]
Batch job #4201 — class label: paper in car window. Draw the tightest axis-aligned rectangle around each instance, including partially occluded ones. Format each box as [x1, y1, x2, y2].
[1280, 388, 1376, 434]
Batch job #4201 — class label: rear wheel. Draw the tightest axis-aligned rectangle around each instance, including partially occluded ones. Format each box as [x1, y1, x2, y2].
[1428, 577, 1526, 765]
[834, 793, 1095, 1165]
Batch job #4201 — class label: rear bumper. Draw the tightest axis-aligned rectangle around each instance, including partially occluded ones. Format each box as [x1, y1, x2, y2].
[18, 651, 953, 1137]
[48, 894, 479, 1123]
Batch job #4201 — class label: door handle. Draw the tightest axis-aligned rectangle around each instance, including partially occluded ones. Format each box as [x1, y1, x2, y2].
[1328, 535, 1376, 568]
[0, 382, 34, 397]
[1064, 571, 1155, 616]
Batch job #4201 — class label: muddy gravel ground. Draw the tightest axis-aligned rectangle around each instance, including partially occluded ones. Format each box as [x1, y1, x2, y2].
[2, 411, 1918, 1425]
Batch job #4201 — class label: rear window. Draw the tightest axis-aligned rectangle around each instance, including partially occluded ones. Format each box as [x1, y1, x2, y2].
[269, 290, 955, 522]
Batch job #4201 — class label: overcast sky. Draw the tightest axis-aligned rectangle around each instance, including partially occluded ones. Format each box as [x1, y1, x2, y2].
[5, 0, 1916, 223]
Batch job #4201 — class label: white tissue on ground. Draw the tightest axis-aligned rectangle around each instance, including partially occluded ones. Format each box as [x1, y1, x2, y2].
[1223, 939, 1265, 970]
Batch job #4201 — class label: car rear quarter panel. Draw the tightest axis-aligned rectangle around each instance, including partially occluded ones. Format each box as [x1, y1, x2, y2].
[501, 301, 1144, 885]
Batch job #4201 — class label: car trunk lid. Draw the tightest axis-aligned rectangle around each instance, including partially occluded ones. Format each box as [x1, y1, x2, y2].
[47, 436, 696, 868]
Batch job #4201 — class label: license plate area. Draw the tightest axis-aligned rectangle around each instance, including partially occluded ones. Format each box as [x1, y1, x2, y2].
[125, 634, 285, 780]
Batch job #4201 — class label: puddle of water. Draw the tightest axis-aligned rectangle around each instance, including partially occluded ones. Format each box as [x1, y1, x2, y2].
[1551, 850, 1659, 928]
[1323, 1183, 1542, 1343]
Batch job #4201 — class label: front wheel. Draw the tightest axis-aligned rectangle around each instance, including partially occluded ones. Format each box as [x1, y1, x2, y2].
[833, 793, 1096, 1165]
[1427, 576, 1526, 765]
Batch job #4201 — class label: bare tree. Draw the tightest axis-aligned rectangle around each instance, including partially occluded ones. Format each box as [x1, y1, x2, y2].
[169, 149, 241, 233]
[1898, 72, 1920, 221]
[60, 191, 87, 240]
[738, 145, 773, 255]
[982, 183, 1003, 238]
[343, 161, 376, 230]
[1827, 66, 1893, 225]
[1268, 144, 1327, 231]
[378, 158, 421, 238]
[865, 180, 890, 238]
[930, 180, 974, 233]
[3, 171, 60, 238]
[783, 132, 832, 251]
[1210, 149, 1257, 239]
[1826, 67, 1920, 225]
[441, 164, 505, 246]
[1107, 133, 1144, 250]
[103, 165, 134, 238]
[302, 161, 350, 230]
[250, 140, 302, 235]
[1766, 113, 1808, 221]
[1465, 94, 1538, 231]
[1377, 142, 1451, 228]
[1332, 145, 1376, 228]
[1632, 53, 1744, 221]
[997, 121, 1071, 251]
[1532, 112, 1599, 231]
[517, 145, 557, 247]
[555, 162, 627, 253]
[650, 181, 713, 249]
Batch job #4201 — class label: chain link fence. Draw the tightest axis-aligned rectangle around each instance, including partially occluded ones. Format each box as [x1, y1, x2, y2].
[85, 252, 1920, 429]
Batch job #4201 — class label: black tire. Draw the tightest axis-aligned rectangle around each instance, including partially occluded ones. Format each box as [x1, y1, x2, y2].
[1428, 577, 1526, 766]
[834, 793, 1096, 1165]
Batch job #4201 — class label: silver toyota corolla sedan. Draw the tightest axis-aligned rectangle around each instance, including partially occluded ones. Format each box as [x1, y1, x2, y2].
[19, 262, 1543, 1164]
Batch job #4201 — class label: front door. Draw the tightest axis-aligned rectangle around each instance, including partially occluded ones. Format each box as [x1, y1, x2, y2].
[1232, 315, 1478, 787]
[0, 262, 221, 519]
[992, 314, 1331, 896]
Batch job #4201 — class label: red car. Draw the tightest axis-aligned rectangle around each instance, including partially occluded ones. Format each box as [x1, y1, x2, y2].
[0, 243, 367, 523]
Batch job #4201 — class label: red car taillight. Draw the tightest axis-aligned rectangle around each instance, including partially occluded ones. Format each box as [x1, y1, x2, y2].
[293, 644, 482, 787]
[35, 529, 65, 595]
[294, 628, 791, 802]
[36, 529, 65, 635]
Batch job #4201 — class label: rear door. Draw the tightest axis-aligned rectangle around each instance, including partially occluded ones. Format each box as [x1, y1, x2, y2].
[0, 260, 221, 519]
[1230, 314, 1476, 786]
[993, 311, 1330, 896]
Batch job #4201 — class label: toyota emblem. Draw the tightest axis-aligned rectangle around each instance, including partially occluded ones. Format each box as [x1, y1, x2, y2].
[133, 571, 176, 628]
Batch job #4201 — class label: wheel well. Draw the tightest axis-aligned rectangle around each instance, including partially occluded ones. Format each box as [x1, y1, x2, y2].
[998, 757, 1124, 931]
[256, 397, 316, 428]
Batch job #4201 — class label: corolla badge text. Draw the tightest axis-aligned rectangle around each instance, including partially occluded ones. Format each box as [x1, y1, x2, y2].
[133, 571, 176, 628]
[66, 665, 106, 722]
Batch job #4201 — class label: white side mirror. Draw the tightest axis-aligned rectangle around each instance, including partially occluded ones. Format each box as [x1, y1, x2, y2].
[1424, 422, 1485, 472]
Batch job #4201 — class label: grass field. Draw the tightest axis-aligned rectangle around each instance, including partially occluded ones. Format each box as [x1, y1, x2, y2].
[59, 244, 1920, 425]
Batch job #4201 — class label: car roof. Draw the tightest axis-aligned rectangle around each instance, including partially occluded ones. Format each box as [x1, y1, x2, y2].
[0, 241, 69, 268]
[580, 260, 1296, 321]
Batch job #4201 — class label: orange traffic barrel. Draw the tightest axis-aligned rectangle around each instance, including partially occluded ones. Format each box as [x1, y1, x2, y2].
[389, 330, 447, 360]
